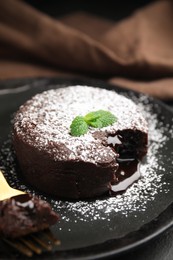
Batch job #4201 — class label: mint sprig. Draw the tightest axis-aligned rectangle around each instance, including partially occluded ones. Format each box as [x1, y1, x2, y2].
[70, 110, 117, 136]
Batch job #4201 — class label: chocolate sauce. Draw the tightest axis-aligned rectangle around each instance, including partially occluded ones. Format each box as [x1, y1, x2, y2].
[107, 134, 141, 195]
[110, 159, 140, 194]
[13, 194, 35, 210]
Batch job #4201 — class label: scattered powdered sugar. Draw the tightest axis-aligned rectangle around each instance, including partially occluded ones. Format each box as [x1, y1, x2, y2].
[0, 90, 172, 226]
[51, 140, 168, 222]
[48, 94, 172, 222]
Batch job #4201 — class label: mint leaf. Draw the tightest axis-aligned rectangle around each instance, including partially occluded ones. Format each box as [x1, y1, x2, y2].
[84, 110, 103, 122]
[85, 110, 117, 128]
[70, 116, 88, 136]
[88, 118, 103, 128]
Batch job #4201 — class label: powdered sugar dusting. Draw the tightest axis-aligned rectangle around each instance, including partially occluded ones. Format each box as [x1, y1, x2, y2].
[51, 139, 169, 222]
[1, 81, 173, 251]
[1, 91, 172, 228]
[57, 96, 170, 220]
[13, 86, 147, 164]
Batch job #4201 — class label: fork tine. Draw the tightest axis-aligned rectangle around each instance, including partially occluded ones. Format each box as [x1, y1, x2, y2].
[2, 229, 60, 256]
[30, 233, 52, 251]
[3, 238, 33, 257]
[44, 229, 61, 245]
[19, 237, 42, 255]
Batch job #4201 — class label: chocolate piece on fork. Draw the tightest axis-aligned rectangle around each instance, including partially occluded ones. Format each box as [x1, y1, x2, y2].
[0, 170, 59, 238]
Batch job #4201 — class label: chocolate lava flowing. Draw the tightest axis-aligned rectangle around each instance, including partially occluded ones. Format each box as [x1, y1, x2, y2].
[107, 132, 147, 195]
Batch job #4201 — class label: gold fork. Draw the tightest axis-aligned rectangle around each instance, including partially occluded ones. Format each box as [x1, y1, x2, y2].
[0, 170, 60, 257]
[0, 169, 25, 200]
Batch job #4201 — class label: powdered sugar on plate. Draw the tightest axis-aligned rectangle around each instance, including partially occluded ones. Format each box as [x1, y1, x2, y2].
[1, 84, 173, 250]
[48, 94, 171, 223]
[0, 90, 172, 230]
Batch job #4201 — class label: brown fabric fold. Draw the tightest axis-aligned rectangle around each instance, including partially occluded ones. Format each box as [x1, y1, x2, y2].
[0, 0, 173, 99]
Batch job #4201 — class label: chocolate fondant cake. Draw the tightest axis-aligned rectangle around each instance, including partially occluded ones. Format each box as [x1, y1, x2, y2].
[12, 86, 148, 199]
[0, 194, 59, 238]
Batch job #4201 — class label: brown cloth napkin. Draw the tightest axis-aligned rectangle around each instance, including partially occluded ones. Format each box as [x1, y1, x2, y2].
[0, 0, 173, 99]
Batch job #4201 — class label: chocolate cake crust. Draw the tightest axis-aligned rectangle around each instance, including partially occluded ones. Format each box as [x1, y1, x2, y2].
[12, 86, 148, 199]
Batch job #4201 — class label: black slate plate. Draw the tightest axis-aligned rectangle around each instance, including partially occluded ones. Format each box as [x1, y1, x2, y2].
[0, 77, 173, 259]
